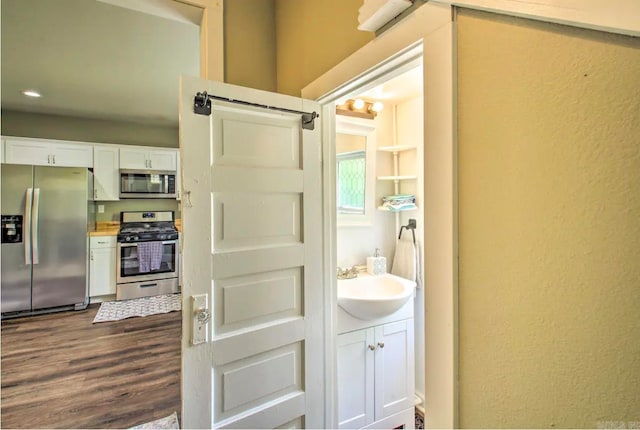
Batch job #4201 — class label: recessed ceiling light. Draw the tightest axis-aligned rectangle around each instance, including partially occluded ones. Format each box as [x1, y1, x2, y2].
[21, 90, 42, 98]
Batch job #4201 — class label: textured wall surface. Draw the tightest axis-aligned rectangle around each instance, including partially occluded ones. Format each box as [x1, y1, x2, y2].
[457, 10, 640, 428]
[275, 0, 373, 96]
[225, 0, 276, 91]
[1, 110, 178, 147]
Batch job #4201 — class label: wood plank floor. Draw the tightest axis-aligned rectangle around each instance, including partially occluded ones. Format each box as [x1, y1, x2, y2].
[1, 305, 181, 429]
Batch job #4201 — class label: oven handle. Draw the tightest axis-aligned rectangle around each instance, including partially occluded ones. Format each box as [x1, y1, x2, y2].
[118, 240, 177, 248]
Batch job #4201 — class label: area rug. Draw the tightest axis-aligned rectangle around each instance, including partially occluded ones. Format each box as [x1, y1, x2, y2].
[93, 293, 181, 323]
[129, 411, 179, 429]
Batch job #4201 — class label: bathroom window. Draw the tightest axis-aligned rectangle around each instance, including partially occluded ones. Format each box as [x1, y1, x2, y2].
[337, 150, 366, 214]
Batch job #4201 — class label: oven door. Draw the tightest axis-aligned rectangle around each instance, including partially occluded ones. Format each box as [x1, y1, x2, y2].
[116, 240, 179, 283]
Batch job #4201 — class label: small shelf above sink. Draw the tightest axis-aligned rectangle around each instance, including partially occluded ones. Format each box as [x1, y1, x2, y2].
[337, 273, 416, 321]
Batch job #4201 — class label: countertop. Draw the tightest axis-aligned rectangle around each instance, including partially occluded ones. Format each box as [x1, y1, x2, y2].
[89, 219, 182, 237]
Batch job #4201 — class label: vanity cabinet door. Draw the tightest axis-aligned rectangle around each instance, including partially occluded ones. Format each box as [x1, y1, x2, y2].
[337, 328, 375, 429]
[374, 320, 415, 421]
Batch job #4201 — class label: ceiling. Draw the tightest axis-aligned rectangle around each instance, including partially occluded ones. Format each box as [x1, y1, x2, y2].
[356, 65, 423, 106]
[1, 0, 200, 127]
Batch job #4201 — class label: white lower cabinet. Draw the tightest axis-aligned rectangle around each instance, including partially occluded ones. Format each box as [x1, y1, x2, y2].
[89, 236, 117, 297]
[338, 319, 415, 429]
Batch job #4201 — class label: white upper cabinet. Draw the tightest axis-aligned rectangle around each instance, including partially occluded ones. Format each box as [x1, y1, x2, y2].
[149, 150, 176, 171]
[93, 145, 120, 201]
[4, 137, 92, 167]
[120, 147, 177, 171]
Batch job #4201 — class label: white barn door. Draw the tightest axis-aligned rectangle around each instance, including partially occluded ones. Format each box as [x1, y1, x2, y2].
[179, 76, 324, 429]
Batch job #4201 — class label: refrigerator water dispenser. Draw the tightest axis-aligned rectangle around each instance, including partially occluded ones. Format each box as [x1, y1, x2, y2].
[1, 215, 23, 244]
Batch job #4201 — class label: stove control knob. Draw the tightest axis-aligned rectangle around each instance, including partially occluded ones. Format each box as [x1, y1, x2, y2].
[159, 234, 166, 240]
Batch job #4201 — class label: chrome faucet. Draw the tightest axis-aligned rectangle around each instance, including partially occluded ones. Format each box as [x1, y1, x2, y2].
[337, 266, 358, 280]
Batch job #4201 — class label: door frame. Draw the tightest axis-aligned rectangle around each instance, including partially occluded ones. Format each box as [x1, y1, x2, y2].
[178, 0, 224, 82]
[302, 3, 457, 428]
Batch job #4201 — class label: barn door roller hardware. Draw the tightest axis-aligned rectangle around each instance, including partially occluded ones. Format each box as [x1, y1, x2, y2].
[194, 91, 319, 130]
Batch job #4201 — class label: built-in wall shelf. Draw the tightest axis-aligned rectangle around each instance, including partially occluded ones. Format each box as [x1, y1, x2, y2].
[377, 206, 418, 212]
[377, 175, 417, 181]
[377, 145, 416, 153]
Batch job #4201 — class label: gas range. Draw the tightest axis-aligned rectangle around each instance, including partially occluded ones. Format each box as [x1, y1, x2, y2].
[117, 211, 178, 243]
[115, 210, 180, 301]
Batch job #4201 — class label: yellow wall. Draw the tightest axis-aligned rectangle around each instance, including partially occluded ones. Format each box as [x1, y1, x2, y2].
[457, 10, 640, 428]
[224, 0, 276, 91]
[274, 0, 373, 96]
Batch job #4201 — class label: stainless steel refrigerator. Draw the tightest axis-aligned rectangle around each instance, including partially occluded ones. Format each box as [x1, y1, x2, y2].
[1, 164, 92, 317]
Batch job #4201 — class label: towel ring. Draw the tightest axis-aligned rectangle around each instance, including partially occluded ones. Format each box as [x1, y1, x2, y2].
[398, 219, 417, 244]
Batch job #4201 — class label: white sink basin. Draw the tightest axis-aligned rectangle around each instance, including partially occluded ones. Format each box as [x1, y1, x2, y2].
[337, 273, 416, 320]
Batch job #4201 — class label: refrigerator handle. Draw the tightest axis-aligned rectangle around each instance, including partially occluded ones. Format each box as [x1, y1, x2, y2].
[32, 188, 41, 265]
[24, 188, 33, 265]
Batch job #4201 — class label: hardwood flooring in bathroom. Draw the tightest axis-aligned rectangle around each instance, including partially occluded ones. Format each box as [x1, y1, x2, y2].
[1, 305, 181, 429]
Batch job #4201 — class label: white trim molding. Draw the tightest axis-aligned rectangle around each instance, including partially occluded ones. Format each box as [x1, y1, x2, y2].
[432, 0, 640, 36]
[303, 3, 458, 428]
[358, 0, 413, 32]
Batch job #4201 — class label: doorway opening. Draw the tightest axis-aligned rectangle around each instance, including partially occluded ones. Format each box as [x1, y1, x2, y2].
[318, 43, 426, 428]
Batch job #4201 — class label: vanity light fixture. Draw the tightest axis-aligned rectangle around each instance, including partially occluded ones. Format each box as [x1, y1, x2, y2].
[336, 98, 384, 120]
[352, 98, 365, 110]
[370, 101, 384, 113]
[21, 90, 42, 98]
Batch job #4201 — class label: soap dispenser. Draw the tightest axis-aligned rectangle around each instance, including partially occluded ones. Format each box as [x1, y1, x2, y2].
[366, 248, 387, 275]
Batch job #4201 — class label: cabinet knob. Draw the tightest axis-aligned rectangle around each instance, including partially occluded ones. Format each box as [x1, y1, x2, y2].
[377, 342, 385, 349]
[368, 344, 376, 351]
[90, 250, 94, 261]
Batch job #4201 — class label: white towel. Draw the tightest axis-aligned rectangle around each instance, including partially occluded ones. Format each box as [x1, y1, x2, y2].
[137, 241, 164, 273]
[391, 234, 417, 282]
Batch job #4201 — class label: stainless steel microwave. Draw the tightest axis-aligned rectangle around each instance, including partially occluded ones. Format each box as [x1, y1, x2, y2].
[120, 169, 177, 199]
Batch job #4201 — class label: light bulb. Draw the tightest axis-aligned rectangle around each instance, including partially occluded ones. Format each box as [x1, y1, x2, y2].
[352, 98, 365, 110]
[371, 101, 384, 112]
[21, 90, 42, 98]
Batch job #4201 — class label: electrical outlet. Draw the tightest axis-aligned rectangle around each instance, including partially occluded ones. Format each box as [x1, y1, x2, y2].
[97, 205, 105, 213]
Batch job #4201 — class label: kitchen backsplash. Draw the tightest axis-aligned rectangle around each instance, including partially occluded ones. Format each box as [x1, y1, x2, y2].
[96, 200, 180, 222]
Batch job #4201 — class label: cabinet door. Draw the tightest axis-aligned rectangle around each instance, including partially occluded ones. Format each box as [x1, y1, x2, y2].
[374, 320, 415, 421]
[93, 146, 120, 200]
[175, 150, 181, 200]
[89, 243, 116, 297]
[337, 329, 375, 429]
[148, 149, 176, 171]
[119, 148, 149, 169]
[4, 139, 51, 166]
[51, 142, 93, 167]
